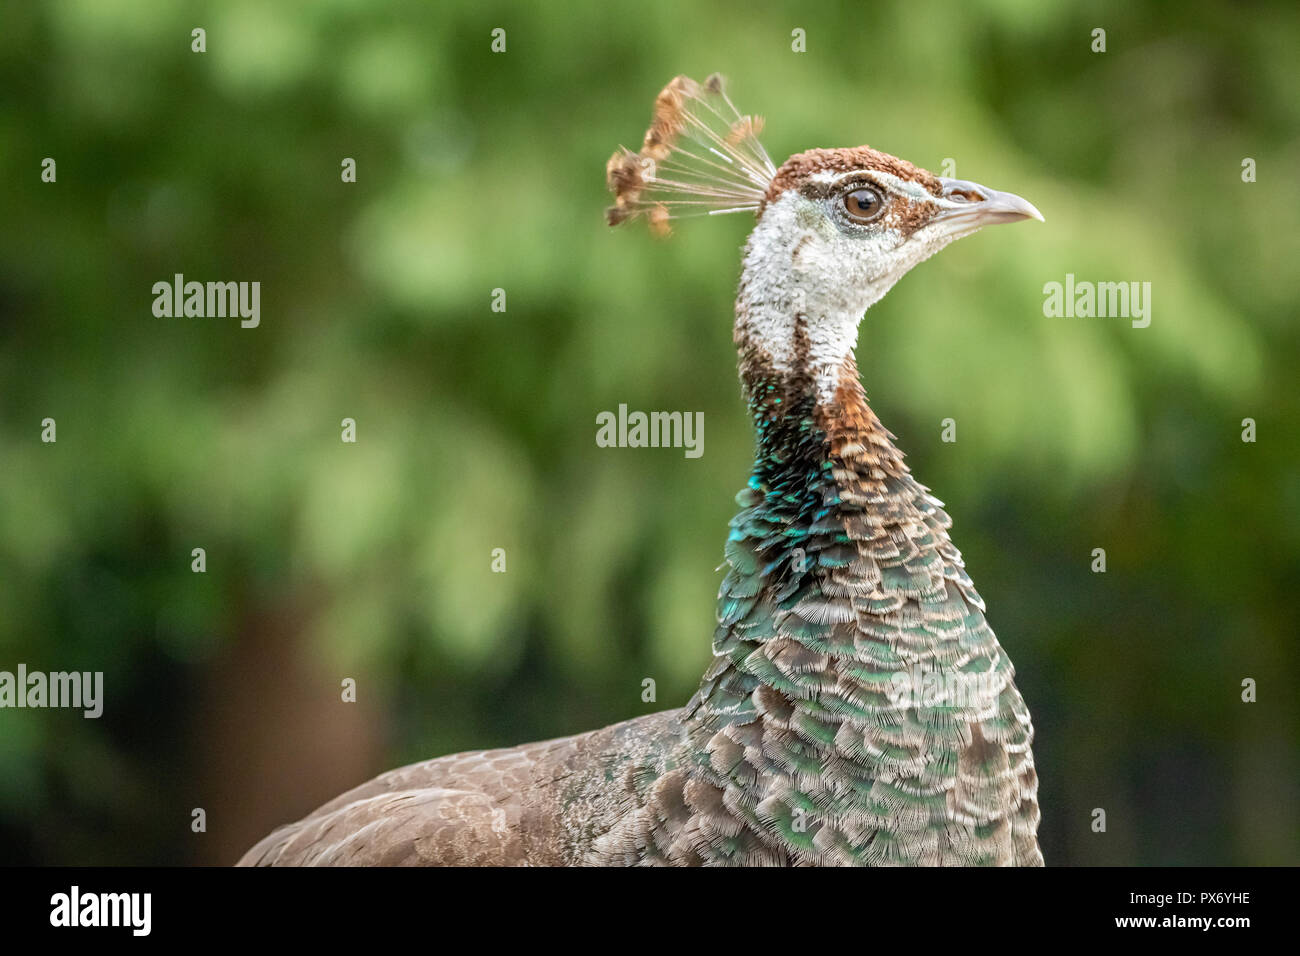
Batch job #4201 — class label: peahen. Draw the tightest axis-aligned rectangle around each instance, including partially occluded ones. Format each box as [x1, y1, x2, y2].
[239, 74, 1044, 867]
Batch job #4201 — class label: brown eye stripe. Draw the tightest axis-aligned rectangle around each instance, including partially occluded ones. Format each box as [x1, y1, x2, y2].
[884, 196, 939, 234]
[765, 146, 942, 207]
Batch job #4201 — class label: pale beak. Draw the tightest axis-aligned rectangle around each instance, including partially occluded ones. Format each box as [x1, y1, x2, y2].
[934, 177, 1045, 235]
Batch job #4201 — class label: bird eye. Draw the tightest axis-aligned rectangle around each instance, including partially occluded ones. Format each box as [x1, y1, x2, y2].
[843, 187, 883, 223]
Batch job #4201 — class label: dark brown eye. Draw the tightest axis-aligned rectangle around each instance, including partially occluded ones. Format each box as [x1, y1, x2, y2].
[843, 187, 883, 222]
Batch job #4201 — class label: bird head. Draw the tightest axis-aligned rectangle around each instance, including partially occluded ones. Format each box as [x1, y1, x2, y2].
[607, 74, 1043, 388]
[747, 146, 1043, 322]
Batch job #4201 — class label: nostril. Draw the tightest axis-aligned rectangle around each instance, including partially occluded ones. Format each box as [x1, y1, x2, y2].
[946, 188, 984, 203]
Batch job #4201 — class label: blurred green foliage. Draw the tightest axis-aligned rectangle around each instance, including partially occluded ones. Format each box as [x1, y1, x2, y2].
[0, 0, 1297, 865]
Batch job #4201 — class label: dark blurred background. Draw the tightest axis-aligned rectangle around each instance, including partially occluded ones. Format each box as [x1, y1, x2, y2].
[1, 0, 1296, 866]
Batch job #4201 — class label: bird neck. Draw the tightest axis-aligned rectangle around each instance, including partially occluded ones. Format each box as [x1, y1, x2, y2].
[676, 278, 1016, 861]
[734, 291, 909, 492]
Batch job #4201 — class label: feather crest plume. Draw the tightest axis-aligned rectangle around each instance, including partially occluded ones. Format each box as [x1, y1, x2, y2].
[606, 74, 776, 235]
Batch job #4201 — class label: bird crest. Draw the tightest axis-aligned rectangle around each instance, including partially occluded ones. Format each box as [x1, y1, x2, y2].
[605, 74, 776, 235]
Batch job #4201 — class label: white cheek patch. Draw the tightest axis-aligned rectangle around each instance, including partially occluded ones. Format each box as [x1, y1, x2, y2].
[793, 196, 840, 238]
